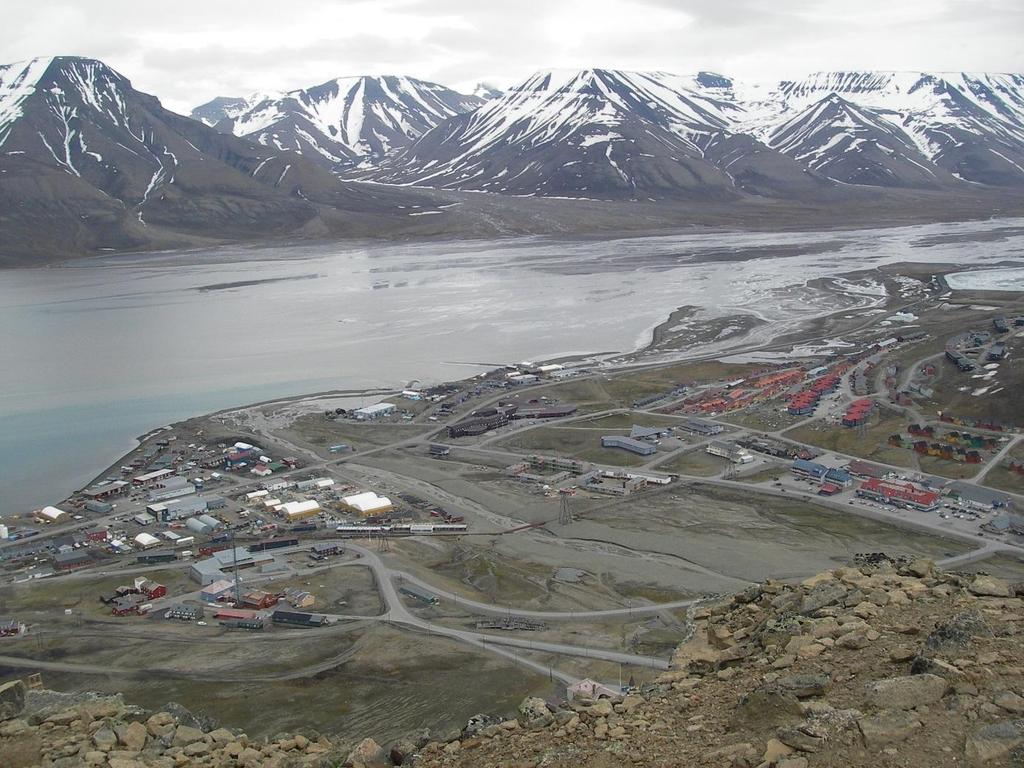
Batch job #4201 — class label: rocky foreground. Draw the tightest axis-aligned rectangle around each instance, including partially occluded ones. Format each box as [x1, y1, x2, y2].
[2, 559, 1023, 767]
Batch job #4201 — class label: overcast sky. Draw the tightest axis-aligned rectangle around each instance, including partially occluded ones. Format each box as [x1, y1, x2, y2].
[3, 0, 1022, 113]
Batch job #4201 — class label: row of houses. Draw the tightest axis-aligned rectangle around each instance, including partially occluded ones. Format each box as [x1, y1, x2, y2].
[906, 425, 1001, 450]
[787, 372, 843, 416]
[887, 435, 985, 464]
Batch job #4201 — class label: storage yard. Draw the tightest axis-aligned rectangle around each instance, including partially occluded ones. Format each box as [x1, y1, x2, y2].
[1, 262, 1023, 743]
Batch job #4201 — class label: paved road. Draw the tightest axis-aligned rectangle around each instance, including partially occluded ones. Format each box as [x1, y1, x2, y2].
[972, 434, 1023, 483]
[339, 543, 671, 677]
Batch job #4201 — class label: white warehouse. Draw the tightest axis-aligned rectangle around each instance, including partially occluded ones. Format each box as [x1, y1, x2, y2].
[352, 403, 396, 421]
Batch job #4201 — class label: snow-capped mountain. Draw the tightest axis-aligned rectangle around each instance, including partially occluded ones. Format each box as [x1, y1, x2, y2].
[190, 95, 262, 126]
[0, 56, 429, 262]
[735, 71, 1024, 187]
[759, 94, 948, 188]
[207, 76, 485, 170]
[369, 68, 1024, 197]
[371, 69, 823, 199]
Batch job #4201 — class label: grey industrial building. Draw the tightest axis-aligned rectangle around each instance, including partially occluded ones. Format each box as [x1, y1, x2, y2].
[189, 547, 276, 585]
[185, 517, 214, 535]
[510, 403, 578, 420]
[447, 405, 518, 437]
[149, 496, 208, 521]
[271, 610, 329, 627]
[630, 425, 671, 440]
[147, 477, 196, 502]
[600, 435, 657, 456]
[681, 418, 724, 436]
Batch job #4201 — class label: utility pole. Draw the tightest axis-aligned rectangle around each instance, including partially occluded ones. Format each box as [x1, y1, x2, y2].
[558, 494, 572, 525]
[230, 529, 241, 604]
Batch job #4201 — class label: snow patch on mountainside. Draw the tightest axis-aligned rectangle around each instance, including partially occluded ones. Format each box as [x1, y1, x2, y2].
[0, 57, 53, 147]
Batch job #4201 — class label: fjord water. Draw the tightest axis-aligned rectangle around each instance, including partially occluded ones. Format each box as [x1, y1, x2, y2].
[2, 220, 1023, 515]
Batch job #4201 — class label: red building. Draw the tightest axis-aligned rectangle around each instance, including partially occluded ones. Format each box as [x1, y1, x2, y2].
[239, 591, 278, 610]
[111, 595, 146, 616]
[841, 398, 874, 427]
[846, 460, 886, 479]
[139, 580, 167, 599]
[856, 477, 940, 511]
[213, 608, 258, 621]
[85, 527, 110, 543]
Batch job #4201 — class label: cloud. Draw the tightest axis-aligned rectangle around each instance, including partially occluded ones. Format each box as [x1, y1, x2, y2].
[1, 0, 1020, 113]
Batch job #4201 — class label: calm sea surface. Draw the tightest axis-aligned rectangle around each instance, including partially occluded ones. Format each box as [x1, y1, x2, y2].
[2, 220, 1023, 514]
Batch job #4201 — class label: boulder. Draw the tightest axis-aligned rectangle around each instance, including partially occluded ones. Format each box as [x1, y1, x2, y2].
[207, 727, 235, 744]
[835, 630, 872, 650]
[910, 656, 965, 680]
[590, 699, 614, 717]
[734, 685, 803, 726]
[0, 680, 27, 722]
[904, 559, 934, 578]
[762, 738, 795, 763]
[162, 701, 215, 732]
[965, 720, 1024, 767]
[775, 674, 832, 699]
[703, 742, 757, 763]
[76, 697, 123, 722]
[146, 720, 175, 739]
[389, 740, 417, 765]
[968, 575, 1011, 598]
[889, 646, 917, 663]
[116, 720, 148, 751]
[518, 697, 551, 721]
[992, 691, 1024, 714]
[183, 741, 210, 757]
[776, 725, 825, 752]
[92, 727, 118, 751]
[344, 737, 389, 768]
[171, 725, 205, 747]
[800, 583, 847, 615]
[864, 674, 948, 710]
[857, 710, 922, 746]
[617, 694, 644, 714]
[924, 610, 992, 652]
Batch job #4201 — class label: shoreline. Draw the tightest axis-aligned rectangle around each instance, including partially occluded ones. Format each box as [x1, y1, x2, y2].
[22, 253, 1024, 510]
[70, 285, 876, 500]
[8, 192, 1024, 271]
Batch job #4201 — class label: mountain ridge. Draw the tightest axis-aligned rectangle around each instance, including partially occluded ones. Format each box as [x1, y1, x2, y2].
[362, 67, 1024, 197]
[195, 75, 484, 171]
[0, 56, 438, 263]
[4, 56, 1024, 264]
